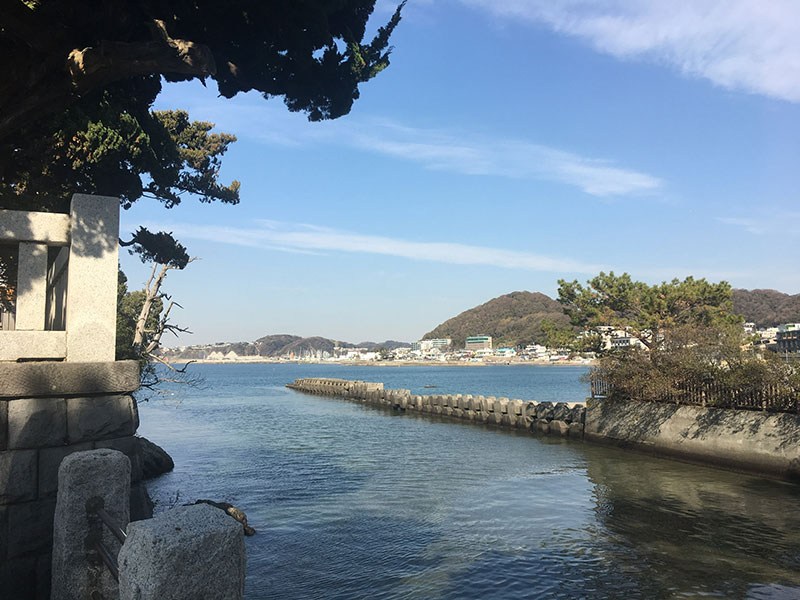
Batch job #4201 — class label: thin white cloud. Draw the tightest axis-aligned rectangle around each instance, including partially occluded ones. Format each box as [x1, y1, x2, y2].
[134, 219, 605, 274]
[182, 101, 662, 198]
[461, 0, 800, 103]
[717, 212, 800, 236]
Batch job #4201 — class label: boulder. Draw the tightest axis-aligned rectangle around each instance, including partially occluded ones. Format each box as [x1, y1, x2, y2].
[137, 437, 174, 481]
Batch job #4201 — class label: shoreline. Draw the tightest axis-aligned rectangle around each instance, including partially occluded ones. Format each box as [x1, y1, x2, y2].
[164, 358, 594, 368]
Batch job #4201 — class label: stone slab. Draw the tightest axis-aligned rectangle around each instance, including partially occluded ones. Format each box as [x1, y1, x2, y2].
[38, 443, 93, 498]
[0, 449, 38, 503]
[0, 331, 67, 361]
[7, 397, 67, 449]
[0, 361, 139, 398]
[7, 498, 56, 558]
[0, 209, 70, 244]
[118, 503, 245, 600]
[0, 401, 6, 451]
[66, 395, 137, 444]
[0, 505, 6, 561]
[0, 555, 37, 600]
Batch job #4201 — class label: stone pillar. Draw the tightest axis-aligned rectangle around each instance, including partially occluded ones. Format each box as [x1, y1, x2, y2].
[65, 194, 120, 362]
[15, 243, 48, 331]
[118, 504, 246, 600]
[51, 449, 130, 600]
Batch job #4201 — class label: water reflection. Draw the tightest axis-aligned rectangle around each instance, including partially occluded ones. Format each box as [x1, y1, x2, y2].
[585, 450, 800, 598]
[139, 365, 800, 600]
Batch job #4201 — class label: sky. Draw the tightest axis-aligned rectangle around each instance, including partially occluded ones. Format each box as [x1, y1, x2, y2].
[119, 0, 800, 346]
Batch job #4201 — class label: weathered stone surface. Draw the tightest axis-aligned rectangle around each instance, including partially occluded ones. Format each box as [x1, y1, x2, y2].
[52, 449, 130, 600]
[509, 399, 523, 416]
[37, 552, 52, 600]
[570, 405, 586, 424]
[537, 421, 550, 434]
[66, 394, 136, 443]
[585, 398, 800, 479]
[130, 483, 154, 523]
[65, 194, 120, 362]
[0, 505, 6, 559]
[498, 398, 510, 414]
[551, 420, 570, 437]
[552, 403, 571, 422]
[524, 402, 538, 418]
[7, 498, 56, 558]
[7, 397, 67, 449]
[0, 555, 37, 600]
[38, 442, 93, 498]
[0, 449, 38, 503]
[15, 242, 48, 331]
[96, 436, 143, 482]
[119, 504, 246, 600]
[0, 361, 140, 399]
[569, 422, 584, 438]
[0, 401, 7, 450]
[136, 437, 174, 481]
[536, 402, 554, 420]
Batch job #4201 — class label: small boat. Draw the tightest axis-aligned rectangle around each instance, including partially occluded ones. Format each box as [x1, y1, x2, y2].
[424, 385, 437, 389]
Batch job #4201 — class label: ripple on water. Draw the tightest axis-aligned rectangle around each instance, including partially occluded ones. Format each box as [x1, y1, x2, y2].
[138, 364, 800, 600]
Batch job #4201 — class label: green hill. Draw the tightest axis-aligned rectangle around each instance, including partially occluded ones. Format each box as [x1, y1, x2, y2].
[732, 289, 800, 327]
[423, 291, 570, 348]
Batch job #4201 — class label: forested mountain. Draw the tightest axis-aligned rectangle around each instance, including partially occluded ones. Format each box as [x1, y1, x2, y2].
[732, 289, 800, 327]
[161, 335, 410, 360]
[423, 291, 570, 348]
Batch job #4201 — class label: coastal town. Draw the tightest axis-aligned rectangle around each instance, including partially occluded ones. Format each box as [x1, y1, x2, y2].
[162, 322, 800, 365]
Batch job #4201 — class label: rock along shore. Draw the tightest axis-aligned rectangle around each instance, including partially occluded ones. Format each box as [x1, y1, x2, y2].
[286, 378, 586, 438]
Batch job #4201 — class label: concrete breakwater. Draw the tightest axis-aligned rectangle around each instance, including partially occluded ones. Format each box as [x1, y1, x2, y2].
[286, 378, 800, 481]
[286, 378, 586, 438]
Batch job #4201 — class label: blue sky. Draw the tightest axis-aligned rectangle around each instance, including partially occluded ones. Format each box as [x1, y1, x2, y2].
[119, 0, 800, 346]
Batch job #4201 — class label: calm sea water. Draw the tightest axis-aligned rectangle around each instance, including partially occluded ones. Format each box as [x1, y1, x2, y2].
[138, 364, 800, 600]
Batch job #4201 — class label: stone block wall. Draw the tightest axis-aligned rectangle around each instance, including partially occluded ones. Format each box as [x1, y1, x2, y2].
[286, 378, 586, 439]
[0, 360, 141, 600]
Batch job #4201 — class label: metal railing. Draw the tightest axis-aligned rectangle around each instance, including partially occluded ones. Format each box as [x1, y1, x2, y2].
[86, 496, 127, 583]
[590, 371, 799, 412]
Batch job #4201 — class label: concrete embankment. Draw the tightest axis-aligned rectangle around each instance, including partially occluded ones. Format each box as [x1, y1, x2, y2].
[584, 398, 800, 481]
[287, 378, 800, 481]
[286, 378, 586, 438]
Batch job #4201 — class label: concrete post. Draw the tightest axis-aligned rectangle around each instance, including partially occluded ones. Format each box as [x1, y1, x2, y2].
[118, 503, 246, 600]
[51, 449, 130, 600]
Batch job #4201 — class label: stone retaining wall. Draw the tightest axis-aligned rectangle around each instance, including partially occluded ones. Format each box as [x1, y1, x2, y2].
[0, 360, 142, 600]
[584, 397, 800, 481]
[286, 378, 586, 438]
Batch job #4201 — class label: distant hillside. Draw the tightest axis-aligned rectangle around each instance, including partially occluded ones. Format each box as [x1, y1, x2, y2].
[161, 334, 410, 361]
[732, 289, 800, 327]
[423, 291, 570, 348]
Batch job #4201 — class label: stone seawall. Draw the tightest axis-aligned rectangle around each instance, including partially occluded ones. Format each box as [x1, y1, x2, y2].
[584, 397, 800, 481]
[286, 378, 586, 438]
